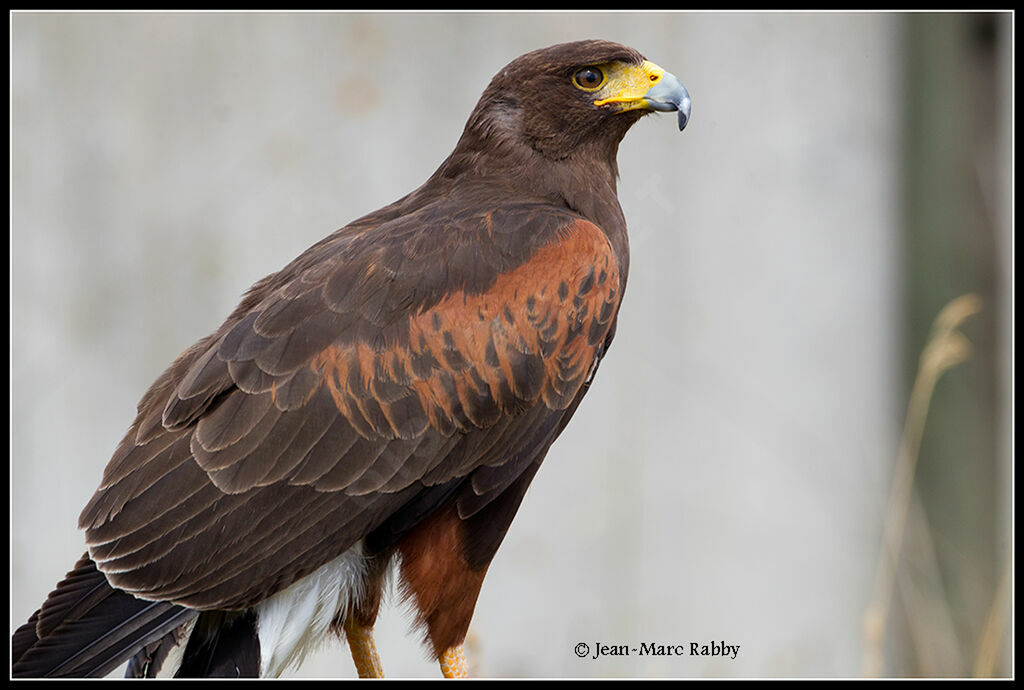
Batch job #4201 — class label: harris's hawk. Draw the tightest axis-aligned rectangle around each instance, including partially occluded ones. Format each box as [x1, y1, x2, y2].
[11, 39, 690, 678]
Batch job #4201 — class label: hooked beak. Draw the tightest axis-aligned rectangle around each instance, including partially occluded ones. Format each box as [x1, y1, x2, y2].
[643, 71, 691, 131]
[592, 60, 691, 131]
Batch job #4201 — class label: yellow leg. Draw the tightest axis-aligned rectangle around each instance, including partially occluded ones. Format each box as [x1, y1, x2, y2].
[344, 620, 385, 678]
[439, 645, 469, 679]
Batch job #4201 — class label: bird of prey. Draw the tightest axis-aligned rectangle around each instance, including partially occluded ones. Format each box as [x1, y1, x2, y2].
[12, 39, 690, 678]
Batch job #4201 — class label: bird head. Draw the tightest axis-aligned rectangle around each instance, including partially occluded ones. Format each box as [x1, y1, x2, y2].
[458, 40, 690, 164]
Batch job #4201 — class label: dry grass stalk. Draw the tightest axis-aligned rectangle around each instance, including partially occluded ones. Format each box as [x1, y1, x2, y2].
[861, 294, 982, 677]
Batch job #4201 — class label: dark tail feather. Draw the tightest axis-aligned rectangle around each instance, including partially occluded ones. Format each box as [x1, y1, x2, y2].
[11, 609, 42, 663]
[11, 554, 198, 678]
[174, 610, 261, 678]
[125, 626, 192, 678]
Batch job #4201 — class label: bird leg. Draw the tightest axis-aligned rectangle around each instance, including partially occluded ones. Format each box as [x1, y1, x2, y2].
[395, 503, 487, 679]
[338, 548, 390, 678]
[439, 645, 469, 679]
[343, 619, 384, 679]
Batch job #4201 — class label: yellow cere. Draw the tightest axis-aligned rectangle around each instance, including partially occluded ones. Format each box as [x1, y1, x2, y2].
[591, 60, 667, 112]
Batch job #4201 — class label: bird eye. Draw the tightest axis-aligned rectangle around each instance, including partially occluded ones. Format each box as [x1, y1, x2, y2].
[573, 67, 605, 90]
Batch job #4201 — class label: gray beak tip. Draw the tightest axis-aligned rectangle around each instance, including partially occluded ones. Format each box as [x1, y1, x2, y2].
[675, 86, 692, 132]
[644, 72, 691, 132]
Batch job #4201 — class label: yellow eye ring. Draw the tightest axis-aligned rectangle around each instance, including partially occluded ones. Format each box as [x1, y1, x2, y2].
[573, 67, 606, 91]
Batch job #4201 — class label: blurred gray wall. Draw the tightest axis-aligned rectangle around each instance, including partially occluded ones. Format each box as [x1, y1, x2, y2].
[9, 11, 1006, 678]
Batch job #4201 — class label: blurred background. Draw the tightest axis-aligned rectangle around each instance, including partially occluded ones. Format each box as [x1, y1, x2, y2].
[10, 11, 1012, 679]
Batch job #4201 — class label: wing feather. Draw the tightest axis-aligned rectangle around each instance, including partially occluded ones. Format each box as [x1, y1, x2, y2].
[79, 204, 623, 611]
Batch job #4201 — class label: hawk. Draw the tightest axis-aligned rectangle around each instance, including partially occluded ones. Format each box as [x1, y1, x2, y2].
[12, 39, 689, 678]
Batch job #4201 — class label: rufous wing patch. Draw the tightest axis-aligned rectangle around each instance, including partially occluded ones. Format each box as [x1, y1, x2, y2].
[307, 219, 620, 439]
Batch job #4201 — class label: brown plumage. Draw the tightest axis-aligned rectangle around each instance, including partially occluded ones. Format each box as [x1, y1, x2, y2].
[12, 39, 689, 678]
